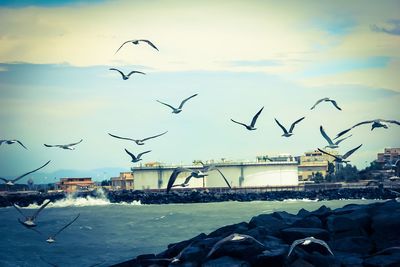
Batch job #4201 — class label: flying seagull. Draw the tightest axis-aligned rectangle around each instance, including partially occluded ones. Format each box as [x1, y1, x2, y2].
[108, 131, 168, 145]
[109, 68, 146, 80]
[287, 236, 334, 257]
[0, 160, 51, 186]
[207, 234, 265, 259]
[14, 200, 51, 227]
[335, 119, 400, 140]
[166, 163, 231, 193]
[231, 107, 264, 131]
[0, 139, 27, 149]
[157, 94, 198, 114]
[318, 144, 362, 164]
[31, 214, 80, 243]
[311, 97, 342, 110]
[320, 126, 352, 149]
[125, 149, 151, 163]
[115, 39, 159, 54]
[44, 139, 83, 150]
[274, 117, 305, 137]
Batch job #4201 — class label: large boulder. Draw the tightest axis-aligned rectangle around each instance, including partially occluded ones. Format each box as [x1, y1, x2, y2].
[329, 236, 373, 255]
[249, 214, 288, 236]
[207, 222, 249, 238]
[252, 245, 288, 267]
[280, 228, 330, 243]
[201, 256, 250, 267]
[291, 216, 322, 229]
[326, 215, 364, 239]
[157, 233, 207, 258]
[371, 212, 400, 250]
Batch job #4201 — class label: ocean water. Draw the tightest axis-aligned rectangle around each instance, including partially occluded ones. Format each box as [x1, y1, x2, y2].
[0, 192, 382, 267]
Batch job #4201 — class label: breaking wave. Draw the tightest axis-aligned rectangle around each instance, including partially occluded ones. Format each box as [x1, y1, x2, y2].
[24, 189, 141, 208]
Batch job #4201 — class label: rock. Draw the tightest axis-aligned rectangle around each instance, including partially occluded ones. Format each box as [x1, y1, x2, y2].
[334, 252, 363, 267]
[308, 205, 332, 219]
[178, 245, 207, 263]
[304, 252, 341, 267]
[249, 214, 288, 235]
[280, 228, 330, 244]
[371, 211, 400, 250]
[292, 216, 322, 229]
[363, 254, 400, 267]
[287, 258, 315, 267]
[207, 222, 249, 238]
[329, 236, 373, 255]
[297, 208, 311, 218]
[272, 211, 300, 225]
[157, 233, 207, 258]
[201, 256, 250, 267]
[326, 215, 364, 239]
[252, 246, 288, 267]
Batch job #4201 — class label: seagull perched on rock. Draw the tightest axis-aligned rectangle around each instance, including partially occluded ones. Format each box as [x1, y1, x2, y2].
[14, 200, 51, 227]
[109, 68, 146, 80]
[274, 117, 305, 137]
[320, 126, 352, 149]
[44, 139, 83, 150]
[108, 131, 167, 145]
[166, 163, 231, 193]
[287, 236, 334, 257]
[157, 94, 198, 114]
[0, 160, 51, 186]
[311, 97, 342, 110]
[231, 107, 264, 131]
[318, 144, 362, 164]
[0, 139, 27, 149]
[115, 39, 159, 54]
[335, 119, 400, 139]
[125, 149, 151, 163]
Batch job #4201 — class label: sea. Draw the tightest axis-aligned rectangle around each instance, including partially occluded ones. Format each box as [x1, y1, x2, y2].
[0, 190, 384, 267]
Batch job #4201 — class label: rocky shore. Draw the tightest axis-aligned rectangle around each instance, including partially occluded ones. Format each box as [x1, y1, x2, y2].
[112, 200, 400, 267]
[0, 187, 399, 207]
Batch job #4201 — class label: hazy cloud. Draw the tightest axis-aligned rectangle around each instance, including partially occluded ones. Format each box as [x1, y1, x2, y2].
[371, 19, 400, 35]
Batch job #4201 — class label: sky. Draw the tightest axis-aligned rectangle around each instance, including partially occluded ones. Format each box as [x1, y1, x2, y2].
[0, 0, 399, 181]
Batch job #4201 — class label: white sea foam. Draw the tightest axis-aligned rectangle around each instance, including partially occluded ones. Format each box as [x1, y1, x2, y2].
[23, 189, 141, 208]
[283, 198, 319, 202]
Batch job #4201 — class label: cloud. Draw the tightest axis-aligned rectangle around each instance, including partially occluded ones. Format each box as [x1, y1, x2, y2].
[0, 0, 105, 8]
[371, 19, 400, 35]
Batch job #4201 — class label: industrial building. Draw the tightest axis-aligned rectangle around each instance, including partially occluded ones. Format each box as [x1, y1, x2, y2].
[131, 159, 298, 190]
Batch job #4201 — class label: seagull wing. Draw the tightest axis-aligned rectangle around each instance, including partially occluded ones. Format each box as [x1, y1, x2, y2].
[44, 144, 57, 147]
[231, 119, 249, 128]
[109, 68, 125, 78]
[167, 168, 185, 193]
[157, 100, 177, 111]
[139, 39, 159, 51]
[250, 107, 264, 127]
[311, 238, 334, 255]
[32, 200, 51, 220]
[289, 117, 305, 133]
[384, 119, 400, 125]
[274, 118, 288, 134]
[334, 128, 352, 140]
[182, 174, 194, 185]
[0, 177, 10, 183]
[329, 99, 342, 110]
[66, 139, 83, 147]
[351, 120, 374, 128]
[137, 150, 151, 159]
[310, 98, 327, 110]
[12, 160, 51, 183]
[318, 148, 340, 161]
[13, 203, 27, 218]
[320, 126, 334, 145]
[287, 238, 306, 257]
[126, 70, 146, 77]
[178, 94, 198, 109]
[0, 140, 5, 145]
[215, 168, 231, 189]
[342, 144, 362, 160]
[141, 131, 168, 142]
[114, 40, 132, 54]
[334, 134, 352, 145]
[124, 149, 137, 161]
[16, 140, 28, 149]
[108, 133, 135, 142]
[53, 213, 80, 238]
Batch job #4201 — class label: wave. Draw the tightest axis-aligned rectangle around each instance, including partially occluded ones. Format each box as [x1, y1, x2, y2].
[24, 189, 141, 208]
[283, 198, 319, 202]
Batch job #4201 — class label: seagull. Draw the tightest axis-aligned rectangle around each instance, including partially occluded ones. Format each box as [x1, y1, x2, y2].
[320, 126, 352, 149]
[318, 144, 362, 164]
[231, 107, 264, 131]
[287, 236, 334, 257]
[207, 233, 265, 259]
[335, 119, 400, 140]
[0, 139, 27, 149]
[45, 214, 80, 243]
[157, 94, 198, 114]
[108, 131, 168, 145]
[0, 160, 51, 186]
[115, 39, 159, 54]
[166, 163, 231, 193]
[125, 149, 151, 163]
[44, 139, 83, 150]
[109, 68, 146, 80]
[14, 200, 51, 227]
[310, 97, 342, 110]
[274, 117, 305, 137]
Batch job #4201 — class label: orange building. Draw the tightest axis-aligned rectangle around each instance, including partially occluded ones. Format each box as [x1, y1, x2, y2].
[111, 172, 134, 190]
[57, 177, 95, 193]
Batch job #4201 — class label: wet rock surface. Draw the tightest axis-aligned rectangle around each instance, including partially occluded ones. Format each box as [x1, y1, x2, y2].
[112, 200, 400, 267]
